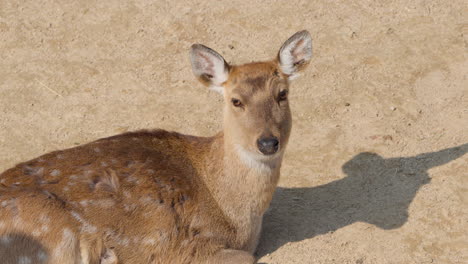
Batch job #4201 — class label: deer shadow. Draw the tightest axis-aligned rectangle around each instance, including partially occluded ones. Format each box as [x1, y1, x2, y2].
[257, 143, 468, 257]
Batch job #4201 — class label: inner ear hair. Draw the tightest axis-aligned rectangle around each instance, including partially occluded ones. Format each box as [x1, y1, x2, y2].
[278, 30, 312, 79]
[190, 44, 230, 91]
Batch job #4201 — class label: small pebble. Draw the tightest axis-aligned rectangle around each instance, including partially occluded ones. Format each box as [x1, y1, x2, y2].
[345, 102, 350, 106]
[390, 106, 397, 111]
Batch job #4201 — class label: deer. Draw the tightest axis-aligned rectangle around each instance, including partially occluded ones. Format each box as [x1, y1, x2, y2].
[0, 30, 312, 264]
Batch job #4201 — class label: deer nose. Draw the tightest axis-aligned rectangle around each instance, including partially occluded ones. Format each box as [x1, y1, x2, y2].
[257, 137, 279, 155]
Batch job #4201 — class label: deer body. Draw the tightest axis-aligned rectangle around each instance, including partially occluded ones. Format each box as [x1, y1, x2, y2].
[0, 31, 312, 263]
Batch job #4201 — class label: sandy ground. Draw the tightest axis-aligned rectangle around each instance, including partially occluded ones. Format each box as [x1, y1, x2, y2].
[1, 0, 467, 263]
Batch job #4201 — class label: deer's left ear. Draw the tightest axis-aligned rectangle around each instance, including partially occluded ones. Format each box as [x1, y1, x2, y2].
[277, 30, 312, 80]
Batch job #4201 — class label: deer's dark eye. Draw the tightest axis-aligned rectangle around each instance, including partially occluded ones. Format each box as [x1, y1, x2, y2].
[231, 98, 243, 107]
[278, 90, 288, 101]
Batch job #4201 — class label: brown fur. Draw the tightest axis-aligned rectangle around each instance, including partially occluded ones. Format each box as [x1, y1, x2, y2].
[0, 31, 311, 263]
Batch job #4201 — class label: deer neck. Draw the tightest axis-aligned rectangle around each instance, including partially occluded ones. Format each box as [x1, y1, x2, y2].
[202, 132, 283, 227]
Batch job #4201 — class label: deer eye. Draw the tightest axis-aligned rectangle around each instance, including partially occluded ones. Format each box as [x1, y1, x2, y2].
[231, 98, 243, 107]
[278, 90, 288, 101]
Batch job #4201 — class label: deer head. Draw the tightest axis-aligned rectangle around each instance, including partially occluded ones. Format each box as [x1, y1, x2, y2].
[190, 31, 312, 168]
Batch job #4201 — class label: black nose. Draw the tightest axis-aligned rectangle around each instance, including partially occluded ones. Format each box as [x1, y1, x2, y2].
[257, 137, 279, 155]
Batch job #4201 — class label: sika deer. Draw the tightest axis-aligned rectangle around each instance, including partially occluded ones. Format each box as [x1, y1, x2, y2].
[0, 30, 312, 264]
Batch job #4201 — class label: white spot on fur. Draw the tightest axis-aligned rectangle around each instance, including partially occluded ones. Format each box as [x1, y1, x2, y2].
[158, 231, 169, 243]
[32, 230, 42, 237]
[94, 147, 101, 153]
[71, 211, 97, 233]
[101, 161, 108, 167]
[126, 176, 137, 183]
[39, 214, 50, 223]
[11, 212, 22, 226]
[139, 196, 152, 204]
[0, 236, 11, 245]
[181, 239, 189, 247]
[146, 169, 155, 174]
[37, 251, 48, 261]
[2, 199, 17, 211]
[95, 199, 115, 208]
[18, 256, 32, 264]
[41, 225, 49, 233]
[124, 203, 136, 212]
[63, 187, 70, 192]
[79, 200, 89, 207]
[123, 191, 131, 198]
[50, 169, 61, 177]
[118, 237, 129, 246]
[37, 167, 44, 174]
[24, 166, 44, 176]
[53, 228, 76, 259]
[56, 154, 64, 159]
[143, 238, 156, 246]
[70, 175, 78, 180]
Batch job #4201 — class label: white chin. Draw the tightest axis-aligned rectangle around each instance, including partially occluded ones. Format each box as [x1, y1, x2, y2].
[234, 145, 282, 172]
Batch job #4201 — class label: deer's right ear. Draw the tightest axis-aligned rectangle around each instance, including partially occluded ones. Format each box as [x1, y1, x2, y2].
[190, 44, 230, 93]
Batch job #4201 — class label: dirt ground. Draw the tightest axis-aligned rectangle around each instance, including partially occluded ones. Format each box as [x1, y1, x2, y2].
[0, 0, 467, 263]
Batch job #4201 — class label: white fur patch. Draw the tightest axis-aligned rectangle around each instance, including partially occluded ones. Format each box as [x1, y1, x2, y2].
[143, 238, 156, 246]
[53, 228, 76, 259]
[37, 251, 48, 261]
[18, 256, 32, 264]
[70, 211, 97, 233]
[234, 145, 281, 173]
[0, 236, 11, 245]
[50, 169, 61, 177]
